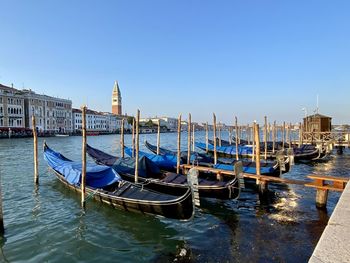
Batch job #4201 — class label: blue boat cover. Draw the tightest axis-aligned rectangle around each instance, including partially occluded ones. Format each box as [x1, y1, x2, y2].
[44, 146, 121, 188]
[124, 146, 180, 170]
[213, 163, 275, 175]
[195, 142, 253, 156]
[86, 144, 162, 178]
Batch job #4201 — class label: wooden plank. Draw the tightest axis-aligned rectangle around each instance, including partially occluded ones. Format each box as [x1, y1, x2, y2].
[305, 183, 345, 192]
[307, 175, 349, 183]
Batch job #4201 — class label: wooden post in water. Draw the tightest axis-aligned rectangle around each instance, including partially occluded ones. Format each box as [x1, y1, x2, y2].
[32, 116, 39, 184]
[0, 174, 4, 234]
[176, 114, 182, 174]
[192, 124, 195, 152]
[282, 121, 285, 149]
[81, 106, 87, 208]
[235, 116, 239, 160]
[316, 189, 329, 209]
[157, 119, 161, 155]
[228, 127, 232, 145]
[120, 118, 125, 158]
[255, 122, 261, 175]
[264, 116, 267, 161]
[205, 122, 209, 152]
[299, 122, 303, 146]
[132, 118, 135, 158]
[218, 124, 222, 147]
[187, 113, 191, 165]
[286, 122, 289, 148]
[213, 113, 217, 165]
[252, 122, 255, 161]
[247, 124, 250, 145]
[289, 122, 292, 148]
[272, 121, 276, 154]
[135, 110, 140, 183]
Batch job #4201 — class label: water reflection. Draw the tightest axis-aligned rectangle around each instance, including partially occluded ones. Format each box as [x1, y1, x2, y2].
[32, 185, 41, 220]
[0, 135, 349, 262]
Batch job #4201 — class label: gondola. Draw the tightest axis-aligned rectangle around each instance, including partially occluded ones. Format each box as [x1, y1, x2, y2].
[87, 144, 240, 200]
[43, 143, 194, 220]
[196, 140, 326, 163]
[144, 140, 287, 176]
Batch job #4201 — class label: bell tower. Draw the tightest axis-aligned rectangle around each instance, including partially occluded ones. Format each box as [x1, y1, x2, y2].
[112, 80, 122, 115]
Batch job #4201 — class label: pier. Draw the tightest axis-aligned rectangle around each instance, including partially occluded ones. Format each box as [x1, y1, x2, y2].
[309, 180, 350, 263]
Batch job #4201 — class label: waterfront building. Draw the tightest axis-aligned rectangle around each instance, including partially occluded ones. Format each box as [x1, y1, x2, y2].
[303, 113, 332, 133]
[0, 83, 25, 130]
[21, 89, 72, 133]
[73, 108, 130, 133]
[112, 80, 122, 115]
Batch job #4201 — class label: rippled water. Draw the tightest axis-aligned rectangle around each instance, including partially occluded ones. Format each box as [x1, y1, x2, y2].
[0, 132, 349, 262]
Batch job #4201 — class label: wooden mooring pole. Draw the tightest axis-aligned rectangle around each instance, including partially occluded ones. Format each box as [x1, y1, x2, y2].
[252, 122, 255, 161]
[81, 106, 87, 208]
[135, 110, 140, 183]
[264, 116, 267, 161]
[218, 124, 222, 147]
[32, 115, 39, 184]
[228, 127, 232, 145]
[235, 116, 239, 160]
[192, 123, 195, 152]
[282, 121, 285, 149]
[255, 122, 268, 200]
[157, 119, 160, 155]
[272, 121, 276, 154]
[120, 118, 125, 158]
[247, 124, 250, 145]
[176, 114, 182, 174]
[132, 118, 135, 158]
[205, 122, 209, 153]
[187, 113, 191, 165]
[213, 113, 217, 165]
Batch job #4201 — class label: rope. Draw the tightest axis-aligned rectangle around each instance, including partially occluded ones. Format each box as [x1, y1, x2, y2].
[85, 188, 99, 201]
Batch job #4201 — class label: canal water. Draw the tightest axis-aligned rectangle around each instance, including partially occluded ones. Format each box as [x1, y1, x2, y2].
[0, 132, 349, 262]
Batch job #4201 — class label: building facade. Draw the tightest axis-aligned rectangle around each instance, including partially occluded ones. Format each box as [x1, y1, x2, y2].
[0, 84, 25, 130]
[73, 108, 130, 133]
[22, 90, 72, 133]
[112, 81, 122, 115]
[0, 83, 72, 134]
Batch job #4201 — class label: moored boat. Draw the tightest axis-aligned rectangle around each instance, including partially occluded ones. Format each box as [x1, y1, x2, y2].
[43, 143, 194, 220]
[87, 144, 241, 200]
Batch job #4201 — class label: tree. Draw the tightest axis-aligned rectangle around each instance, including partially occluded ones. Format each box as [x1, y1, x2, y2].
[127, 116, 135, 125]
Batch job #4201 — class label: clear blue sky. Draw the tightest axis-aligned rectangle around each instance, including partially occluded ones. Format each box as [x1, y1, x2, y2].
[1, 0, 349, 124]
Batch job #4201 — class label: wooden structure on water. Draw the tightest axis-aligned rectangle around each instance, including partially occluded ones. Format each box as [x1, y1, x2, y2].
[180, 164, 349, 209]
[303, 113, 332, 133]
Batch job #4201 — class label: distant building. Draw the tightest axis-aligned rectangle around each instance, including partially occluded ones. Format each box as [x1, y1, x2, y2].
[0, 83, 25, 129]
[139, 116, 178, 131]
[0, 83, 72, 133]
[22, 89, 72, 133]
[303, 113, 332, 133]
[112, 81, 122, 115]
[73, 108, 129, 133]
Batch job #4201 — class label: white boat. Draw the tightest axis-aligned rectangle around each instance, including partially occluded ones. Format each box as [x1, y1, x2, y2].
[55, 134, 69, 137]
